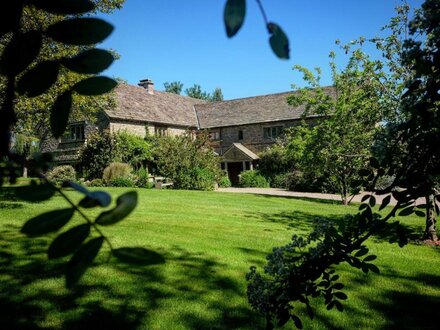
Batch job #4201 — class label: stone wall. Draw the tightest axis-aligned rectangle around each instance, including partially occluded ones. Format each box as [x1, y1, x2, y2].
[216, 119, 302, 155]
[111, 120, 189, 138]
[110, 121, 146, 137]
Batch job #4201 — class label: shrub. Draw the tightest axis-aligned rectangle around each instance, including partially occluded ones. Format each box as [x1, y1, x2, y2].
[102, 162, 132, 183]
[79, 131, 116, 180]
[88, 178, 104, 187]
[154, 132, 220, 190]
[193, 168, 216, 191]
[240, 170, 269, 188]
[79, 131, 153, 180]
[114, 131, 153, 170]
[218, 173, 232, 188]
[272, 173, 292, 189]
[259, 145, 295, 183]
[108, 177, 135, 187]
[134, 166, 152, 188]
[46, 165, 76, 185]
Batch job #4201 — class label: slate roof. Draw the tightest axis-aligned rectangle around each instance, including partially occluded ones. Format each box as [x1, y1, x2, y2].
[108, 84, 336, 129]
[107, 84, 203, 127]
[194, 86, 336, 128]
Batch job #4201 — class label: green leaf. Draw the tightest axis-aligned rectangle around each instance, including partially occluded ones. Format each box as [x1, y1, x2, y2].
[367, 263, 380, 274]
[354, 248, 368, 257]
[333, 283, 344, 290]
[0, 1, 22, 37]
[291, 315, 303, 329]
[379, 195, 391, 211]
[95, 191, 137, 226]
[361, 194, 371, 202]
[46, 18, 114, 45]
[334, 292, 348, 300]
[66, 237, 104, 288]
[79, 191, 112, 208]
[28, 0, 95, 14]
[63, 49, 114, 74]
[398, 206, 414, 216]
[113, 247, 165, 266]
[326, 301, 335, 310]
[224, 0, 246, 38]
[330, 275, 339, 281]
[15, 181, 56, 201]
[334, 300, 344, 312]
[267, 23, 290, 59]
[48, 224, 90, 259]
[21, 208, 74, 237]
[415, 210, 425, 217]
[17, 61, 59, 97]
[0, 31, 42, 75]
[363, 255, 377, 262]
[65, 182, 111, 208]
[65, 181, 90, 195]
[369, 196, 376, 208]
[50, 91, 72, 138]
[73, 76, 117, 96]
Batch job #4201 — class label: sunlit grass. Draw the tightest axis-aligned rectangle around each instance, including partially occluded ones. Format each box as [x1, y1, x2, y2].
[0, 187, 438, 329]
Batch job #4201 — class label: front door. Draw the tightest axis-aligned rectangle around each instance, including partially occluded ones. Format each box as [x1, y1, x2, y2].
[227, 162, 243, 186]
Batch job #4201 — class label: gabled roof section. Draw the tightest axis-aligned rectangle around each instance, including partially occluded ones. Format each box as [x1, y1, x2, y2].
[222, 143, 260, 161]
[107, 84, 205, 127]
[194, 86, 336, 128]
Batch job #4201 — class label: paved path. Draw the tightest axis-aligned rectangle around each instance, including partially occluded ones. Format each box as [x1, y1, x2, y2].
[216, 187, 422, 206]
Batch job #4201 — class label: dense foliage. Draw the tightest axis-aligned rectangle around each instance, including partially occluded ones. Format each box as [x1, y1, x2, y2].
[79, 131, 115, 180]
[154, 132, 220, 190]
[79, 131, 152, 180]
[102, 162, 132, 183]
[46, 165, 76, 186]
[240, 170, 269, 188]
[163, 81, 224, 102]
[246, 1, 440, 328]
[287, 50, 385, 204]
[0, 0, 146, 289]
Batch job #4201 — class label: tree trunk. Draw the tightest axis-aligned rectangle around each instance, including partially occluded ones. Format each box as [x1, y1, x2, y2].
[424, 194, 438, 241]
[22, 166, 28, 178]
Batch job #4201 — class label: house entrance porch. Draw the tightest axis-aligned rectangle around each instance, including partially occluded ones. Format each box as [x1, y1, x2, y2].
[220, 143, 260, 187]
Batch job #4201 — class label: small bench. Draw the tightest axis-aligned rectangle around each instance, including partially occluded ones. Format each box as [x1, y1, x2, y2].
[154, 178, 173, 189]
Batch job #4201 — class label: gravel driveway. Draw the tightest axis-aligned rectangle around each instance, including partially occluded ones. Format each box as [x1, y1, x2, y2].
[215, 187, 424, 206]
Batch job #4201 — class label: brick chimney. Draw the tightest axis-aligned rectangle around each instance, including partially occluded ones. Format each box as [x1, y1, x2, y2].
[138, 79, 154, 94]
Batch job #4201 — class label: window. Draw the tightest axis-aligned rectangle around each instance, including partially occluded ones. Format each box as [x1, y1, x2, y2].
[155, 126, 168, 137]
[238, 130, 243, 140]
[209, 130, 220, 140]
[63, 124, 85, 141]
[264, 126, 283, 139]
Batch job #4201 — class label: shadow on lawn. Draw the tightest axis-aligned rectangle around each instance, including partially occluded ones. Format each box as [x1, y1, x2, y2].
[249, 192, 344, 205]
[0, 226, 262, 329]
[346, 266, 440, 330]
[250, 209, 346, 232]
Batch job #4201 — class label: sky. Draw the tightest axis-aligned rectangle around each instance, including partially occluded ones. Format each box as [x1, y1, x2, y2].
[98, 0, 424, 100]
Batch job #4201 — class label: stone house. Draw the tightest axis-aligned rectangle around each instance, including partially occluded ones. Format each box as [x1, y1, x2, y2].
[41, 79, 335, 184]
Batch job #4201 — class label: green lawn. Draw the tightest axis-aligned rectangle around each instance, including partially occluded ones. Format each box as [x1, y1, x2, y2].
[0, 187, 439, 329]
